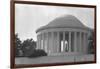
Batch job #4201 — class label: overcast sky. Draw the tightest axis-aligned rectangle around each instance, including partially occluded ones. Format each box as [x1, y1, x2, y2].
[15, 4, 94, 41]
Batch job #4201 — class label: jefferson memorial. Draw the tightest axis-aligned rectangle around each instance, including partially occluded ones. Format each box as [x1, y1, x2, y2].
[36, 15, 91, 56]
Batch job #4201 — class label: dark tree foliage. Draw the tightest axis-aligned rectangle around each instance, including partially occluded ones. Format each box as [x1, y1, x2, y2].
[15, 34, 22, 57]
[15, 34, 47, 57]
[28, 49, 47, 58]
[88, 31, 94, 54]
[22, 39, 36, 56]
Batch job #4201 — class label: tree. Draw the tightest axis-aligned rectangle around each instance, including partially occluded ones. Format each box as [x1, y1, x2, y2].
[28, 49, 47, 58]
[88, 31, 94, 54]
[15, 34, 22, 57]
[22, 38, 36, 56]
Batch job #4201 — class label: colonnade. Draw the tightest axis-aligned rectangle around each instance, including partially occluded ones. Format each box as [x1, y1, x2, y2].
[37, 31, 88, 54]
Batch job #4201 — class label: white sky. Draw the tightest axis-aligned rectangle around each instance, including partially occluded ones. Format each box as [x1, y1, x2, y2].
[15, 4, 94, 41]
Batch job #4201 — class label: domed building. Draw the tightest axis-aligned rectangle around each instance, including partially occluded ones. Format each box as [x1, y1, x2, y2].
[36, 15, 91, 56]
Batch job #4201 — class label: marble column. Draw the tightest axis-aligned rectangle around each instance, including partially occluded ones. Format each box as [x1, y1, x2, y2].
[79, 32, 82, 53]
[39, 34, 41, 49]
[36, 35, 39, 49]
[69, 32, 71, 52]
[63, 32, 65, 52]
[83, 33, 86, 54]
[38, 34, 40, 49]
[43, 33, 46, 51]
[81, 33, 84, 53]
[42, 33, 44, 50]
[46, 32, 49, 53]
[74, 32, 77, 53]
[57, 32, 60, 53]
[51, 32, 54, 53]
